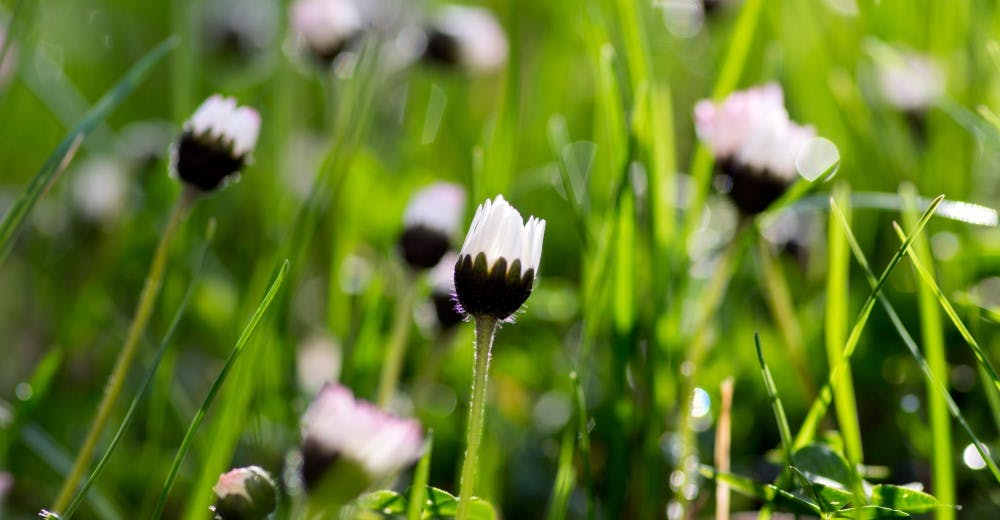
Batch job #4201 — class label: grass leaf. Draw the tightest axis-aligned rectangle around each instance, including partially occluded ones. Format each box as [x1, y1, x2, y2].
[0, 36, 177, 265]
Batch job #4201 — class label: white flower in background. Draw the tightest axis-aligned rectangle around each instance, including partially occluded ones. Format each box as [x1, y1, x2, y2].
[172, 95, 261, 192]
[202, 0, 277, 58]
[71, 156, 129, 224]
[399, 182, 466, 269]
[429, 251, 464, 329]
[694, 83, 816, 214]
[211, 466, 277, 520]
[454, 195, 545, 320]
[300, 384, 423, 490]
[290, 0, 364, 64]
[296, 335, 342, 396]
[876, 51, 944, 111]
[423, 5, 508, 73]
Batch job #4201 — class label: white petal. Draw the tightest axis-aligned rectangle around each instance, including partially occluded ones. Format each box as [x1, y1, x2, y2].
[403, 182, 466, 235]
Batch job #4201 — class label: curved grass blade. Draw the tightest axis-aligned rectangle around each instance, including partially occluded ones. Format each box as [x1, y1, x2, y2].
[793, 196, 944, 448]
[151, 259, 290, 519]
[0, 36, 178, 265]
[829, 203, 1000, 484]
[889, 221, 1000, 391]
[60, 222, 216, 519]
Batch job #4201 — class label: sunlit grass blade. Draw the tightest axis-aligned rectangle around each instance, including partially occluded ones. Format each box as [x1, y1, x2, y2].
[754, 333, 795, 464]
[829, 203, 1000, 485]
[151, 260, 290, 519]
[406, 432, 433, 520]
[0, 36, 177, 265]
[889, 221, 1000, 390]
[898, 187, 954, 520]
[61, 222, 216, 519]
[824, 185, 863, 471]
[793, 195, 944, 449]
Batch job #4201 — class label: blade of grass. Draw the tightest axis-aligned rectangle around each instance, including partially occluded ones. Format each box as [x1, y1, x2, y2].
[793, 195, 945, 449]
[151, 260, 290, 519]
[898, 187, 954, 520]
[754, 334, 799, 472]
[824, 184, 864, 471]
[61, 221, 216, 519]
[888, 222, 1000, 390]
[546, 427, 577, 520]
[571, 371, 595, 520]
[828, 203, 1000, 484]
[406, 432, 433, 520]
[0, 36, 177, 265]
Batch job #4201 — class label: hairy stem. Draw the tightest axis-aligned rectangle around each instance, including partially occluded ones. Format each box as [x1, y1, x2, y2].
[456, 316, 498, 520]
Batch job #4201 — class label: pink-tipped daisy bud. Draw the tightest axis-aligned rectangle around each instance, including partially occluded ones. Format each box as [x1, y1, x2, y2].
[290, 0, 364, 65]
[694, 83, 815, 215]
[422, 6, 508, 74]
[399, 182, 466, 270]
[429, 251, 464, 330]
[172, 95, 261, 192]
[210, 466, 277, 520]
[300, 384, 423, 494]
[454, 195, 545, 321]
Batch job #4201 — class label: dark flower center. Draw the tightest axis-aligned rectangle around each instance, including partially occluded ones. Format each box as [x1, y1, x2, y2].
[717, 157, 792, 215]
[174, 132, 246, 192]
[454, 252, 535, 320]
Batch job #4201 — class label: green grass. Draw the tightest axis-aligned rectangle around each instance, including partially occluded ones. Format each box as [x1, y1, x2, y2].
[3, 0, 1000, 518]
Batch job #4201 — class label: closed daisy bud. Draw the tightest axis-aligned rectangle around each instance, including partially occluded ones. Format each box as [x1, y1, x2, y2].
[300, 384, 423, 495]
[694, 84, 815, 215]
[172, 95, 261, 192]
[210, 466, 277, 520]
[399, 182, 466, 270]
[422, 6, 508, 73]
[454, 195, 545, 321]
[429, 251, 464, 330]
[290, 0, 364, 65]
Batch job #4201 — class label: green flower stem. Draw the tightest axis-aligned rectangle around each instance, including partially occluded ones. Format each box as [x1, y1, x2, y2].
[456, 316, 498, 520]
[52, 188, 194, 513]
[413, 330, 460, 408]
[376, 275, 419, 409]
[675, 223, 748, 509]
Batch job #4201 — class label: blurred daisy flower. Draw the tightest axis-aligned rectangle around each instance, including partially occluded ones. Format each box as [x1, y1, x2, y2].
[399, 182, 466, 270]
[422, 5, 508, 74]
[299, 384, 423, 494]
[694, 83, 815, 215]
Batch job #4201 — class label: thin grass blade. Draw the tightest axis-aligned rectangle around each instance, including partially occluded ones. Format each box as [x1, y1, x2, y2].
[151, 260, 290, 519]
[793, 195, 944, 448]
[0, 36, 177, 265]
[829, 203, 1000, 484]
[61, 222, 216, 519]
